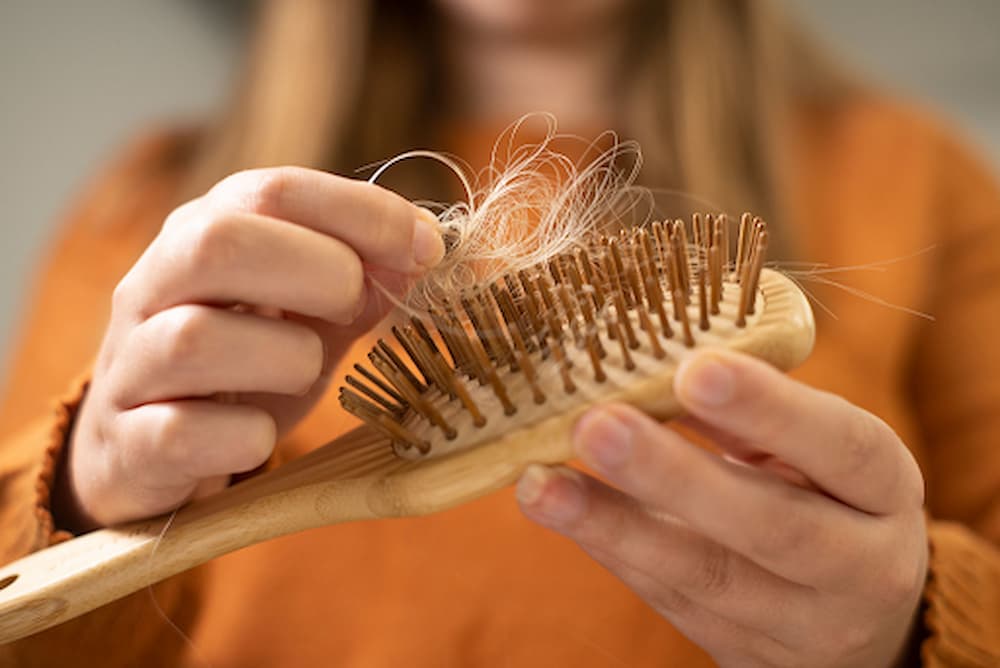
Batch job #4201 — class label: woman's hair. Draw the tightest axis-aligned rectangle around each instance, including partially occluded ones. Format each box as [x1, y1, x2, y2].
[186, 0, 858, 233]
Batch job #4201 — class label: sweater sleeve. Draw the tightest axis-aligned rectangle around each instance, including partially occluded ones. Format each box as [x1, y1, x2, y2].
[910, 124, 1000, 666]
[0, 129, 210, 666]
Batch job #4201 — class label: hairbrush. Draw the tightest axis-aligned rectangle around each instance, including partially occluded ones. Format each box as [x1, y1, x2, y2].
[0, 213, 813, 642]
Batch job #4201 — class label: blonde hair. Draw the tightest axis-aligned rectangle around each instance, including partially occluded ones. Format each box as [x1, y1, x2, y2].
[186, 0, 857, 238]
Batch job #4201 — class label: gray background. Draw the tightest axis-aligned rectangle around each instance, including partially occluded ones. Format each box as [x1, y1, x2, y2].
[1, 1, 999, 375]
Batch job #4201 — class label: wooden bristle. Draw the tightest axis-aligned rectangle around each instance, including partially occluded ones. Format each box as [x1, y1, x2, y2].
[546, 309, 577, 394]
[714, 215, 728, 277]
[609, 240, 637, 307]
[674, 219, 692, 298]
[607, 311, 636, 371]
[377, 340, 424, 393]
[697, 258, 709, 331]
[353, 363, 406, 408]
[746, 230, 768, 316]
[576, 247, 604, 307]
[339, 387, 392, 426]
[507, 316, 547, 404]
[675, 288, 695, 347]
[345, 375, 402, 415]
[339, 213, 771, 457]
[557, 283, 582, 345]
[469, 334, 517, 416]
[585, 332, 606, 382]
[391, 326, 436, 391]
[708, 245, 722, 315]
[735, 212, 752, 279]
[646, 273, 673, 338]
[637, 302, 665, 359]
[516, 271, 548, 355]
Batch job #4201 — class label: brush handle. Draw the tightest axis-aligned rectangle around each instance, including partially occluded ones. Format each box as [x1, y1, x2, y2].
[0, 419, 577, 644]
[0, 428, 405, 643]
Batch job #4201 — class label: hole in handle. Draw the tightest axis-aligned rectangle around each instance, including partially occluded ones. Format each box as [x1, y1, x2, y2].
[0, 574, 17, 590]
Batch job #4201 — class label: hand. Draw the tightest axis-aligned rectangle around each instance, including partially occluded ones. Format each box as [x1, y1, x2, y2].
[516, 349, 928, 668]
[60, 167, 444, 529]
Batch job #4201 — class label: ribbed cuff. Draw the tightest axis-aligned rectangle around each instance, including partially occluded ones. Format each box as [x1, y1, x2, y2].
[33, 371, 91, 549]
[922, 521, 1000, 667]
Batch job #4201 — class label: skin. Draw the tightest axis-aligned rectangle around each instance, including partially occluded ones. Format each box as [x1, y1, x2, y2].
[59, 167, 445, 528]
[58, 0, 929, 664]
[440, 0, 631, 126]
[437, 1, 930, 663]
[516, 350, 928, 667]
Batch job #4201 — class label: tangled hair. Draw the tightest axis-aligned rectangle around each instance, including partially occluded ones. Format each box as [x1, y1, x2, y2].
[369, 115, 649, 310]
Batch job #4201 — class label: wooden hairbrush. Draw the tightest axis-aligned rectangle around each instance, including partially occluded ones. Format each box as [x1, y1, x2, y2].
[0, 213, 813, 643]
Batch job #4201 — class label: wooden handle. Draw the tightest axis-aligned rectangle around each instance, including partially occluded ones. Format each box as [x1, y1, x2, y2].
[0, 429, 396, 643]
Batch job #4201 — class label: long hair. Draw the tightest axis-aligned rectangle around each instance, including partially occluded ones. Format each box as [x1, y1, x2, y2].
[185, 0, 857, 238]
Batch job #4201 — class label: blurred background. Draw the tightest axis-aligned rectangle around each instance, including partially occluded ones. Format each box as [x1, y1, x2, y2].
[1, 0, 999, 374]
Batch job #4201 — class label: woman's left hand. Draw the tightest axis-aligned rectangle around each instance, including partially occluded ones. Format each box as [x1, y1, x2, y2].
[516, 349, 928, 668]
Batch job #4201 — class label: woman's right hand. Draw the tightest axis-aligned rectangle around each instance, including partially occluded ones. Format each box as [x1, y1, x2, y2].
[58, 167, 444, 530]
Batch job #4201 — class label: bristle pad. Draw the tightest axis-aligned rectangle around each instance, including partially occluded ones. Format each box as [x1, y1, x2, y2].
[340, 216, 780, 460]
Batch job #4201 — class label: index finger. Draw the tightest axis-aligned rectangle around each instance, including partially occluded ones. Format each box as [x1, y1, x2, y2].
[207, 167, 444, 273]
[674, 349, 924, 515]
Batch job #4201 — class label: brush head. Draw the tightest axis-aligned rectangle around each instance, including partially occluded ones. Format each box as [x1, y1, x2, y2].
[339, 214, 814, 460]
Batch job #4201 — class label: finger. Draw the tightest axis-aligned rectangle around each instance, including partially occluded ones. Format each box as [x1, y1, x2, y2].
[573, 404, 889, 587]
[117, 400, 276, 478]
[587, 555, 790, 668]
[516, 465, 809, 638]
[674, 350, 924, 514]
[129, 210, 368, 324]
[110, 305, 324, 407]
[674, 416, 818, 491]
[207, 167, 445, 272]
[111, 400, 276, 518]
[320, 267, 419, 344]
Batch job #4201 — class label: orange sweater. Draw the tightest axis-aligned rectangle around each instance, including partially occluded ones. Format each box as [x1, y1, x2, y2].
[2, 99, 1000, 667]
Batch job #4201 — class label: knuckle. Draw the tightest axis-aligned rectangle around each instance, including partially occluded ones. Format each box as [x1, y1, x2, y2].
[650, 588, 694, 617]
[243, 168, 290, 214]
[236, 411, 277, 470]
[111, 271, 139, 313]
[359, 182, 412, 257]
[692, 541, 734, 596]
[159, 306, 214, 366]
[294, 329, 325, 392]
[357, 183, 394, 234]
[838, 408, 886, 476]
[750, 503, 821, 562]
[838, 407, 925, 510]
[214, 167, 295, 215]
[186, 212, 244, 275]
[161, 197, 201, 233]
[150, 405, 192, 466]
[277, 325, 325, 394]
[329, 252, 365, 322]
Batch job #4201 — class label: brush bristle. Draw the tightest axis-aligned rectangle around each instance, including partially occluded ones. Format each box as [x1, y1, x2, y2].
[338, 214, 771, 458]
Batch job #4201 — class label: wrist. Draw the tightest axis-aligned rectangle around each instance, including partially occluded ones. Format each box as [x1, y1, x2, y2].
[50, 394, 103, 534]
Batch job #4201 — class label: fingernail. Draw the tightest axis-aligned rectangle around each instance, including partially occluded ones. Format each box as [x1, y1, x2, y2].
[677, 353, 735, 406]
[516, 464, 549, 506]
[516, 465, 584, 524]
[412, 207, 445, 270]
[575, 407, 633, 471]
